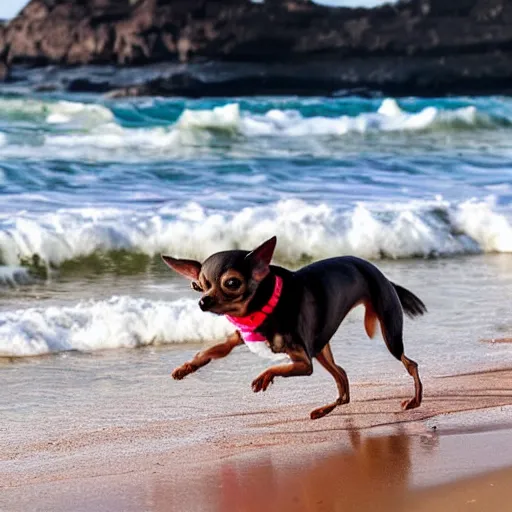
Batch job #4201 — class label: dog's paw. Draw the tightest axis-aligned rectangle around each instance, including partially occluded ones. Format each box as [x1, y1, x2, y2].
[171, 363, 197, 380]
[251, 371, 274, 392]
[401, 397, 421, 410]
[310, 405, 334, 420]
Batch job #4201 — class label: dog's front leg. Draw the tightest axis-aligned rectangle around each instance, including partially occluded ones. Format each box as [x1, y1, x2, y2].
[251, 346, 312, 392]
[172, 331, 243, 380]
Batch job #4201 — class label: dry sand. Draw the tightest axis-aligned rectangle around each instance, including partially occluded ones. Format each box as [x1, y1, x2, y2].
[1, 367, 512, 511]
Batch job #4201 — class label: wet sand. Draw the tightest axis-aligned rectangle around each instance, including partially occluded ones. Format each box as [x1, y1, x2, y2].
[481, 337, 512, 343]
[411, 466, 512, 512]
[1, 366, 512, 511]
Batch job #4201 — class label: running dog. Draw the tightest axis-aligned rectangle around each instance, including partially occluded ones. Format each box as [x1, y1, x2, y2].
[162, 236, 426, 419]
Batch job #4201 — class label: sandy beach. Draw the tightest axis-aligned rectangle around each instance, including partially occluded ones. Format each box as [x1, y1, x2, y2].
[1, 43, 512, 512]
[1, 363, 512, 512]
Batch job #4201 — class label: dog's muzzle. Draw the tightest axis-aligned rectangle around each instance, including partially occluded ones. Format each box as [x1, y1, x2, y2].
[199, 295, 215, 311]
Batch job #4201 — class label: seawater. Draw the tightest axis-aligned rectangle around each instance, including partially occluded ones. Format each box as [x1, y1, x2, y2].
[0, 93, 511, 373]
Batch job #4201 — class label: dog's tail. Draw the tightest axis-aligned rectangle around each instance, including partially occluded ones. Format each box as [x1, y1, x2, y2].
[391, 283, 427, 319]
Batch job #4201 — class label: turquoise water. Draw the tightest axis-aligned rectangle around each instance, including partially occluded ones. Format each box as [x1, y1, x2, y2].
[0, 93, 511, 364]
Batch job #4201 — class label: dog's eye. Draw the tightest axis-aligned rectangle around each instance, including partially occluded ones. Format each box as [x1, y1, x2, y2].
[191, 282, 202, 292]
[224, 278, 242, 290]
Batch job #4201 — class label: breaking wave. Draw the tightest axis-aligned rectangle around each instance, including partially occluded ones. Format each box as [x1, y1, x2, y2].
[0, 97, 509, 161]
[0, 295, 232, 357]
[1, 198, 511, 272]
[0, 266, 34, 287]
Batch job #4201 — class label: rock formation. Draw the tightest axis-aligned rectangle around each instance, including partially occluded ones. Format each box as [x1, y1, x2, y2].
[1, 0, 512, 96]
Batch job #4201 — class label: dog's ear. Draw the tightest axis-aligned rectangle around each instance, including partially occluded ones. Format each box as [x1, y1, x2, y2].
[161, 255, 201, 280]
[245, 236, 277, 281]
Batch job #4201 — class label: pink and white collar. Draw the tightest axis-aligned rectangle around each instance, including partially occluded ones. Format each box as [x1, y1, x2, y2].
[226, 275, 283, 344]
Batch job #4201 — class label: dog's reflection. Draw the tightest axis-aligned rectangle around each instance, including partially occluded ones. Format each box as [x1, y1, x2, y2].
[218, 431, 411, 512]
[150, 429, 438, 512]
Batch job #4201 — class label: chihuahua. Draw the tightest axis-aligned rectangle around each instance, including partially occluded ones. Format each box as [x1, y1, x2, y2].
[162, 236, 426, 419]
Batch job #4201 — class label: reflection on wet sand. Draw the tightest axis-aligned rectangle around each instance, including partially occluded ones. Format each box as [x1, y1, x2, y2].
[153, 429, 438, 512]
[219, 432, 414, 512]
[2, 369, 512, 512]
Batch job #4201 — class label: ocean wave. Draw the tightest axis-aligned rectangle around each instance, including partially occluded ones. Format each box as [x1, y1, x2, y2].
[0, 97, 509, 161]
[0, 295, 232, 357]
[229, 99, 497, 137]
[155, 99, 502, 139]
[0, 97, 113, 128]
[1, 198, 510, 272]
[45, 100, 114, 126]
[0, 266, 34, 287]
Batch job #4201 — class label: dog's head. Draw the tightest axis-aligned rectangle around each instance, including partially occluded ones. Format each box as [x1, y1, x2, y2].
[161, 236, 277, 317]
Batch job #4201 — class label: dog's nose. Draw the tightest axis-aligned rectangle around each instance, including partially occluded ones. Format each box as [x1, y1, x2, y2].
[199, 296, 214, 311]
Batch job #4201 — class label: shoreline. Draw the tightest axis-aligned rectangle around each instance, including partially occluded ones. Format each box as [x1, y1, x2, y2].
[2, 366, 512, 510]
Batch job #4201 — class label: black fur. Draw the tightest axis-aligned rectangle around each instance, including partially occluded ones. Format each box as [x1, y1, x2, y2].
[165, 242, 426, 414]
[252, 256, 426, 361]
[391, 283, 427, 319]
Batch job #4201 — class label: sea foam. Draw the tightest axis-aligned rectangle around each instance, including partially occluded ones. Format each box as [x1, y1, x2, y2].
[0, 296, 232, 357]
[177, 99, 488, 137]
[0, 97, 505, 162]
[0, 266, 33, 287]
[1, 198, 510, 270]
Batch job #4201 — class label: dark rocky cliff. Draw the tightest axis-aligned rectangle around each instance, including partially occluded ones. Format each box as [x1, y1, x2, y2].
[1, 0, 511, 96]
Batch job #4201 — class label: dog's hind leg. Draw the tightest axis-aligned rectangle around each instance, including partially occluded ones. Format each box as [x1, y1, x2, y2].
[310, 343, 350, 420]
[351, 262, 424, 411]
[399, 354, 423, 410]
[379, 315, 423, 410]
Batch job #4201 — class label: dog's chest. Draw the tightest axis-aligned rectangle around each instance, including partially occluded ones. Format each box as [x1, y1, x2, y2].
[242, 331, 290, 361]
[269, 333, 287, 353]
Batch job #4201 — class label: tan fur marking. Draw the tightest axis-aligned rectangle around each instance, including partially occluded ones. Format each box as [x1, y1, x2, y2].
[251, 346, 312, 393]
[347, 299, 378, 339]
[171, 331, 243, 380]
[220, 269, 247, 295]
[310, 343, 350, 420]
[364, 301, 378, 339]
